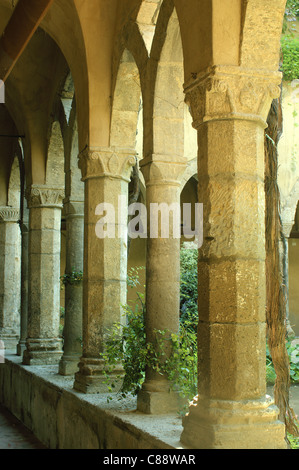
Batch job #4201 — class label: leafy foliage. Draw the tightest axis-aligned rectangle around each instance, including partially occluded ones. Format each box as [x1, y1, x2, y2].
[266, 341, 299, 384]
[281, 0, 299, 81]
[101, 262, 198, 406]
[286, 0, 299, 19]
[61, 268, 83, 287]
[281, 36, 299, 81]
[180, 244, 198, 328]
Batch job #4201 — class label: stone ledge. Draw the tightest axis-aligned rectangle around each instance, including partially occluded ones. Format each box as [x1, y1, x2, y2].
[0, 353, 185, 449]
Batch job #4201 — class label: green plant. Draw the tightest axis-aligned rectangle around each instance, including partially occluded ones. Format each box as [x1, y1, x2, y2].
[266, 341, 299, 384]
[100, 267, 147, 397]
[61, 268, 83, 287]
[286, 0, 299, 19]
[281, 1, 299, 81]
[101, 265, 198, 405]
[180, 244, 198, 328]
[281, 36, 299, 81]
[288, 341, 299, 382]
[288, 431, 299, 449]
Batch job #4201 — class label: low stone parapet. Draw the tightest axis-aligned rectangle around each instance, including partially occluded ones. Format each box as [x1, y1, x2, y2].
[0, 353, 183, 449]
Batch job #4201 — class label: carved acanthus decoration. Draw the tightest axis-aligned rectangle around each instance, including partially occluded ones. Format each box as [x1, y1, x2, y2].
[78, 147, 136, 182]
[184, 66, 282, 129]
[26, 186, 65, 209]
[0, 207, 20, 223]
[140, 157, 188, 187]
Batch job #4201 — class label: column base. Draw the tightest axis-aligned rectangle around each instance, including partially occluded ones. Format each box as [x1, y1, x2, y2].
[16, 340, 26, 357]
[0, 333, 20, 351]
[180, 394, 287, 449]
[137, 379, 181, 414]
[22, 338, 63, 365]
[59, 354, 81, 376]
[73, 357, 124, 394]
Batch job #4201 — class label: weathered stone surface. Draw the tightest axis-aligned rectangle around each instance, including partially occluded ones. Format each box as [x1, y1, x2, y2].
[74, 147, 135, 393]
[59, 200, 84, 376]
[137, 160, 187, 414]
[180, 65, 286, 448]
[0, 207, 21, 350]
[181, 395, 286, 449]
[23, 187, 63, 365]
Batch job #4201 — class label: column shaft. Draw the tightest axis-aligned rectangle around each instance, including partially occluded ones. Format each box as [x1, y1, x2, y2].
[137, 160, 186, 414]
[180, 66, 286, 449]
[73, 147, 135, 393]
[23, 186, 64, 365]
[0, 207, 21, 350]
[17, 216, 29, 356]
[59, 200, 84, 375]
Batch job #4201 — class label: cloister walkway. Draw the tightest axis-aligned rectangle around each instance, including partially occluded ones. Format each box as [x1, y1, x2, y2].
[0, 385, 298, 450]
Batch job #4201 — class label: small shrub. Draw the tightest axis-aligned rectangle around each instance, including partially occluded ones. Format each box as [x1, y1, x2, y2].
[101, 264, 198, 405]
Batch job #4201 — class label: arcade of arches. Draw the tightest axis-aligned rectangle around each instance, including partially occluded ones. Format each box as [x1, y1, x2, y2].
[0, 0, 298, 449]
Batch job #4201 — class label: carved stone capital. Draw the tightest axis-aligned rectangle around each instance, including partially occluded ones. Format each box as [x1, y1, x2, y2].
[26, 186, 65, 209]
[0, 206, 20, 223]
[78, 146, 136, 182]
[140, 157, 188, 187]
[184, 66, 282, 129]
[63, 199, 84, 219]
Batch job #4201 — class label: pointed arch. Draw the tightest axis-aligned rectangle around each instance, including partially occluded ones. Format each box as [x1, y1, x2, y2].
[110, 49, 142, 150]
[8, 153, 21, 209]
[153, 8, 185, 159]
[46, 120, 65, 189]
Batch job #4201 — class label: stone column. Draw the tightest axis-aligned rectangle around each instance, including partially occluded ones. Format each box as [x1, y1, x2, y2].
[180, 66, 286, 449]
[0, 207, 21, 350]
[73, 147, 135, 393]
[17, 206, 30, 356]
[23, 186, 64, 365]
[137, 159, 186, 414]
[59, 199, 84, 375]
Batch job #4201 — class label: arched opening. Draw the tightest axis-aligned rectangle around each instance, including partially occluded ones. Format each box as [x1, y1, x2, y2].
[289, 202, 299, 337]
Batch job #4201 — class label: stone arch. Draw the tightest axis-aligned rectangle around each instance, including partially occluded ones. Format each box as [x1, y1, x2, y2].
[0, 105, 20, 206]
[173, 0, 232, 80]
[4, 27, 70, 187]
[40, 0, 89, 151]
[110, 49, 142, 150]
[136, 0, 163, 54]
[45, 120, 65, 189]
[180, 174, 199, 245]
[287, 201, 299, 336]
[151, 7, 186, 166]
[281, 178, 299, 237]
[240, 0, 286, 71]
[60, 71, 75, 127]
[8, 153, 21, 210]
[173, 0, 285, 83]
[180, 158, 197, 191]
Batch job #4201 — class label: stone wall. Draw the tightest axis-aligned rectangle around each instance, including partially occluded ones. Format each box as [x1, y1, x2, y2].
[0, 353, 183, 449]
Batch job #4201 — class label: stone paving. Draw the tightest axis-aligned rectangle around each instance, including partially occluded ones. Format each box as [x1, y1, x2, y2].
[0, 385, 298, 449]
[0, 404, 46, 449]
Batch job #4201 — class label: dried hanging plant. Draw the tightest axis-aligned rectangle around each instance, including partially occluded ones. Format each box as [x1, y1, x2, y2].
[265, 95, 299, 439]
